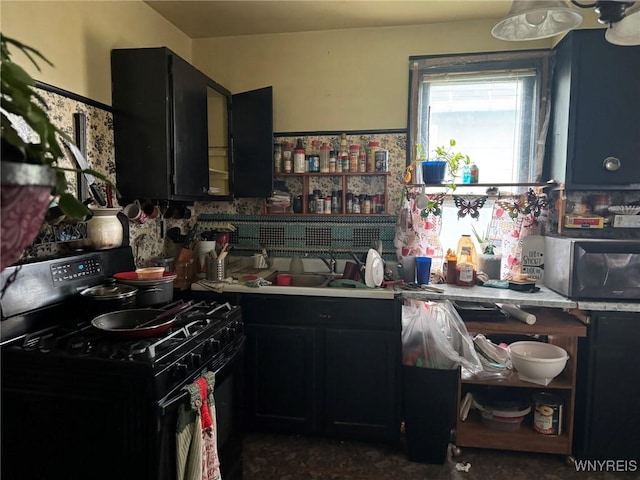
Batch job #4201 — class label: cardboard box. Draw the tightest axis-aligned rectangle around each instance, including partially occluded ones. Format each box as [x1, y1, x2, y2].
[564, 215, 604, 229]
[612, 215, 640, 228]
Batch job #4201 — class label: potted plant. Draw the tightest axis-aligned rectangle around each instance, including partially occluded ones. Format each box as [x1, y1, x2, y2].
[430, 138, 471, 186]
[1, 33, 112, 270]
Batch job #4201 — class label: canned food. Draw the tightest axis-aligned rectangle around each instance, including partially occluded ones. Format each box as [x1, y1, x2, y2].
[375, 150, 389, 171]
[533, 392, 563, 436]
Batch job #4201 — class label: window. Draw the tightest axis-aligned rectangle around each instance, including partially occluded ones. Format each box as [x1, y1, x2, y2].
[407, 50, 552, 258]
[408, 51, 552, 186]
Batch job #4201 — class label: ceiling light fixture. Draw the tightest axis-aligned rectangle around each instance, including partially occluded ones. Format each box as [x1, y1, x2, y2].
[491, 0, 584, 41]
[492, 0, 640, 45]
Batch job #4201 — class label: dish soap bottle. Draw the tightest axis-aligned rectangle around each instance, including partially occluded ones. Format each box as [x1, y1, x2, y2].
[455, 234, 477, 287]
[289, 255, 304, 275]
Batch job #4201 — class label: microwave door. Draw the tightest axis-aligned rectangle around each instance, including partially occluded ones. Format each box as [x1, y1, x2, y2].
[575, 244, 640, 299]
[575, 247, 608, 297]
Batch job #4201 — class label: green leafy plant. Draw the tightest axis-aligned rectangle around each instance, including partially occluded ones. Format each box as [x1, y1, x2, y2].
[433, 138, 471, 188]
[471, 224, 495, 254]
[1, 33, 113, 219]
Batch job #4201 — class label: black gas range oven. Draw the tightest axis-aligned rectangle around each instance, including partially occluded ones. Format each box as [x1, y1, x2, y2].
[1, 247, 245, 480]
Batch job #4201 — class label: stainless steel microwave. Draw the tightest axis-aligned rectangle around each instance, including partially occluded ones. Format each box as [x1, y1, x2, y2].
[544, 237, 640, 300]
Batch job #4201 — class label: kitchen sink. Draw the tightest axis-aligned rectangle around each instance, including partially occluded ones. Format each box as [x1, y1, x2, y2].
[265, 272, 332, 288]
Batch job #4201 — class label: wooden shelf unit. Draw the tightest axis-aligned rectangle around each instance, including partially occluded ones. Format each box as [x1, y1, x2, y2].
[266, 171, 390, 216]
[455, 307, 587, 457]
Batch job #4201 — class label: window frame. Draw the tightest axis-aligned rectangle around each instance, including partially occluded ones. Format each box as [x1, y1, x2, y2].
[407, 50, 553, 184]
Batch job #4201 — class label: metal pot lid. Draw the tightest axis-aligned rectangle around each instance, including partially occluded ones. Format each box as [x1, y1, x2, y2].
[80, 284, 138, 300]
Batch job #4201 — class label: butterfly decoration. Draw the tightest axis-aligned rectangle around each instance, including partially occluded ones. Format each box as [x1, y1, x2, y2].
[419, 193, 444, 218]
[453, 195, 487, 220]
[526, 189, 548, 218]
[498, 189, 548, 220]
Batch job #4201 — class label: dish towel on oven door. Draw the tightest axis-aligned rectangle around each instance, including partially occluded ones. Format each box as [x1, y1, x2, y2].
[176, 371, 222, 480]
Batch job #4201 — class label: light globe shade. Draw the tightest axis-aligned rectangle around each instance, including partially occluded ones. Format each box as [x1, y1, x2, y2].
[492, 0, 583, 41]
[605, 4, 640, 46]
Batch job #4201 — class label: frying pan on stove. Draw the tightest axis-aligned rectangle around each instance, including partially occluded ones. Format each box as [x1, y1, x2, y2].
[91, 301, 193, 338]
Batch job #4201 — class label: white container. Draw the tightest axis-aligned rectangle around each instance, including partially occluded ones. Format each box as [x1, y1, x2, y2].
[86, 207, 123, 250]
[509, 341, 568, 384]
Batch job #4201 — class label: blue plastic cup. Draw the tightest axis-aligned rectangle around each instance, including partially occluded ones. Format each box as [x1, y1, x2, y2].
[416, 257, 432, 285]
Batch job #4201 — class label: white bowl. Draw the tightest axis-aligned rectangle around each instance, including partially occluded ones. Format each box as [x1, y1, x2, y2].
[508, 341, 568, 381]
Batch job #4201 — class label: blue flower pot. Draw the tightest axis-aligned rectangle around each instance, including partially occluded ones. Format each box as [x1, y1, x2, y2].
[421, 160, 446, 184]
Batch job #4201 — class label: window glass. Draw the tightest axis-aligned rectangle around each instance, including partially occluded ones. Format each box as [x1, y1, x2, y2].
[408, 51, 552, 262]
[408, 51, 552, 185]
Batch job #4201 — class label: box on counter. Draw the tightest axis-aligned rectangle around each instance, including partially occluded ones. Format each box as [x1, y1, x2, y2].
[564, 215, 604, 229]
[612, 214, 640, 228]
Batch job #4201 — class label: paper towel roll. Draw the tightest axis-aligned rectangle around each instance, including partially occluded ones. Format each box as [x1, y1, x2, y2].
[501, 304, 536, 325]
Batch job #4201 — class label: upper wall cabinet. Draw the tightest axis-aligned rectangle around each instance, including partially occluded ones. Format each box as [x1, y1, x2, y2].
[546, 29, 640, 189]
[111, 47, 273, 204]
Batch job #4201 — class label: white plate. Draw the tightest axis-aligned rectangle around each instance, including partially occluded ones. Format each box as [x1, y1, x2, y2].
[365, 249, 384, 288]
[608, 205, 640, 215]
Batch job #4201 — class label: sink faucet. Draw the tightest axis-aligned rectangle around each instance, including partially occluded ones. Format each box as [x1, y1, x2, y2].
[314, 251, 337, 274]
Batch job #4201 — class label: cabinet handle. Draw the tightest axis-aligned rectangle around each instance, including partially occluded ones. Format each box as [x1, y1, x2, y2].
[603, 157, 621, 172]
[318, 313, 331, 319]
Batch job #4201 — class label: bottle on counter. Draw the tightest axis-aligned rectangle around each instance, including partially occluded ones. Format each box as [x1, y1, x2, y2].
[444, 248, 457, 285]
[455, 234, 477, 286]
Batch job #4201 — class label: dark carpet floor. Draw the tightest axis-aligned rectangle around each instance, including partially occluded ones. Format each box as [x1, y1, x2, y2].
[243, 432, 638, 480]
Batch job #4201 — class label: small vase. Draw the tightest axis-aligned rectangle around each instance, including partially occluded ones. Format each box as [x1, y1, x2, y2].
[86, 207, 124, 250]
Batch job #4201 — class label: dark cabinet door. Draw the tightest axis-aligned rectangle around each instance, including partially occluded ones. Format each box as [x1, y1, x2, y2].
[171, 54, 209, 198]
[244, 324, 317, 433]
[547, 30, 640, 188]
[231, 87, 274, 198]
[323, 328, 400, 441]
[112, 47, 273, 203]
[112, 47, 173, 203]
[574, 312, 640, 460]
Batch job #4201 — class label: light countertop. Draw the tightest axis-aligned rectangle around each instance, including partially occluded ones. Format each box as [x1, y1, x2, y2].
[190, 257, 640, 312]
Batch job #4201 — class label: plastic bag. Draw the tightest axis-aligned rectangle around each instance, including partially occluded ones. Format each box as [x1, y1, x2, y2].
[402, 299, 483, 379]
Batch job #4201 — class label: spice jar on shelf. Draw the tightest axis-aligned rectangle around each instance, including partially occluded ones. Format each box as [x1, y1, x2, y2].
[349, 145, 360, 173]
[283, 141, 293, 173]
[367, 141, 380, 172]
[320, 142, 331, 173]
[293, 138, 305, 173]
[274, 142, 282, 173]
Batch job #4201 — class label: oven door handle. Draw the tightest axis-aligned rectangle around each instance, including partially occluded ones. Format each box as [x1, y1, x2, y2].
[158, 336, 245, 416]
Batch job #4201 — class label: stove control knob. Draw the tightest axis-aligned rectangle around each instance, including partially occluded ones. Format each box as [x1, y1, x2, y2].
[235, 321, 244, 333]
[173, 362, 189, 379]
[225, 325, 236, 339]
[190, 352, 202, 368]
[220, 328, 230, 342]
[205, 338, 221, 354]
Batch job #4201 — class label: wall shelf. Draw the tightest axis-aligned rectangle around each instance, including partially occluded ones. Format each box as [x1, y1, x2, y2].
[405, 181, 557, 189]
[267, 171, 390, 216]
